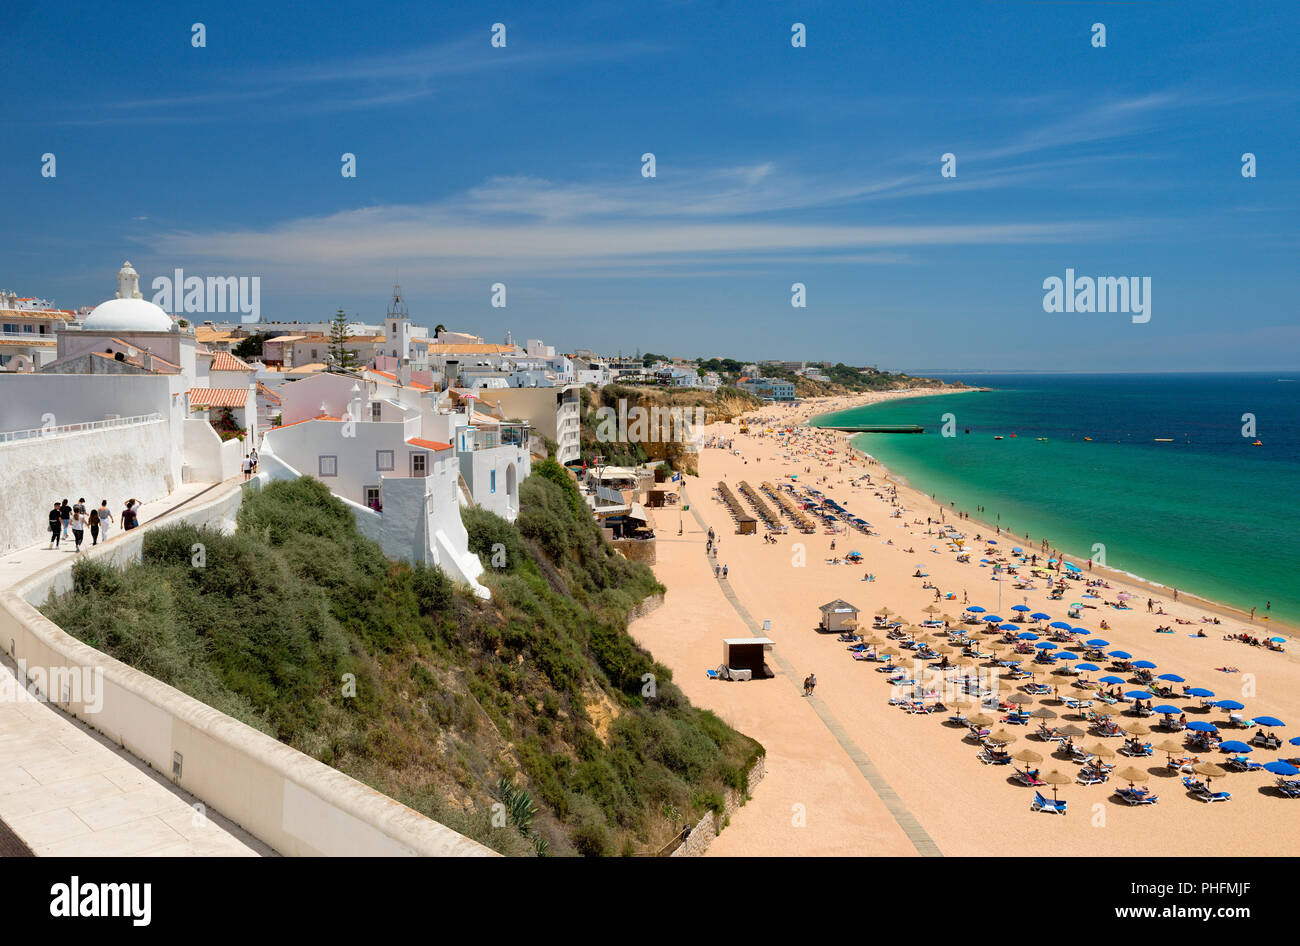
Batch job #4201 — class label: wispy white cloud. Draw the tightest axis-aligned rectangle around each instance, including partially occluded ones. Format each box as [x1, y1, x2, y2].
[137, 164, 1106, 282]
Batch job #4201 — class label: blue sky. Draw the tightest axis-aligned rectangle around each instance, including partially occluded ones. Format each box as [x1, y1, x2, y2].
[2, 0, 1297, 371]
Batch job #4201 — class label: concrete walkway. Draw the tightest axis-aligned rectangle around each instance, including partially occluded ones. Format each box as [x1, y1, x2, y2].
[0, 480, 267, 857]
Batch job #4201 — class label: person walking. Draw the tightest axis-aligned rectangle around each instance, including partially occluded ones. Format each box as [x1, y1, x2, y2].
[59, 499, 71, 539]
[722, 564, 728, 579]
[70, 505, 86, 552]
[97, 500, 114, 541]
[48, 501, 62, 548]
[88, 505, 100, 546]
[122, 499, 139, 531]
[241, 454, 253, 481]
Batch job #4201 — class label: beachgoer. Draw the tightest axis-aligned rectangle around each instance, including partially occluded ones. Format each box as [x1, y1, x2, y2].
[88, 505, 100, 545]
[48, 502, 62, 548]
[97, 500, 114, 541]
[70, 507, 85, 552]
[122, 499, 139, 531]
[722, 565, 728, 579]
[60, 499, 71, 538]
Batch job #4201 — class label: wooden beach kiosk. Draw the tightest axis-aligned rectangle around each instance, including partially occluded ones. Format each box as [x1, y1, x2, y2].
[721, 637, 776, 680]
[818, 599, 860, 633]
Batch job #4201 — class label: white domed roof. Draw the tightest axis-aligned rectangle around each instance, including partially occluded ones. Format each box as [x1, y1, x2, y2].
[82, 297, 175, 333]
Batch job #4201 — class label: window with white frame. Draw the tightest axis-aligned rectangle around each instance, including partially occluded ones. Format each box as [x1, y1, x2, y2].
[318, 455, 338, 477]
[376, 449, 394, 471]
[371, 401, 382, 422]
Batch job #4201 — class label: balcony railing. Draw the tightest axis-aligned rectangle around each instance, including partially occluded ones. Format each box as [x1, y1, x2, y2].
[0, 412, 164, 444]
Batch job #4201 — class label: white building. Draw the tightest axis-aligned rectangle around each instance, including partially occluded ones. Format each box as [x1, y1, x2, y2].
[475, 384, 582, 466]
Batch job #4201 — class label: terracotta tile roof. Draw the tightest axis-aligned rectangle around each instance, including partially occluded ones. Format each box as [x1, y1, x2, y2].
[421, 342, 518, 354]
[0, 337, 55, 346]
[406, 437, 452, 452]
[188, 387, 249, 408]
[194, 328, 235, 343]
[274, 413, 342, 430]
[369, 369, 432, 391]
[255, 381, 282, 404]
[210, 351, 255, 372]
[286, 362, 328, 376]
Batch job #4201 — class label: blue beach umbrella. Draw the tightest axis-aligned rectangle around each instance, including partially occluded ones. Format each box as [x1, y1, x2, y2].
[1049, 621, 1071, 630]
[983, 615, 1003, 623]
[1108, 650, 1132, 660]
[1063, 562, 1082, 572]
[1075, 663, 1100, 672]
[1153, 705, 1182, 715]
[1056, 652, 1077, 662]
[986, 539, 997, 544]
[1253, 716, 1286, 727]
[966, 605, 986, 613]
[998, 623, 1018, 631]
[1219, 741, 1252, 754]
[1071, 626, 1090, 635]
[1158, 673, 1185, 683]
[1031, 612, 1051, 620]
[1011, 605, 1031, 613]
[1126, 690, 1154, 700]
[1099, 676, 1125, 685]
[1264, 760, 1299, 776]
[1291, 736, 1300, 746]
[1133, 660, 1157, 669]
[1215, 700, 1246, 711]
[1186, 687, 1215, 698]
[1016, 631, 1038, 640]
[1269, 636, 1286, 644]
[1086, 638, 1109, 647]
[1036, 641, 1058, 650]
[1186, 720, 1218, 733]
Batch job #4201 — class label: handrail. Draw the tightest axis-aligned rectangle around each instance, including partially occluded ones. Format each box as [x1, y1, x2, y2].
[0, 412, 164, 444]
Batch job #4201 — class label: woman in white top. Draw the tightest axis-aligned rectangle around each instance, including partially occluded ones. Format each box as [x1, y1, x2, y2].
[97, 500, 114, 541]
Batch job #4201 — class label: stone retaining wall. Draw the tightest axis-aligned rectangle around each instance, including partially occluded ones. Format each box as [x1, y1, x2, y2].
[670, 755, 766, 857]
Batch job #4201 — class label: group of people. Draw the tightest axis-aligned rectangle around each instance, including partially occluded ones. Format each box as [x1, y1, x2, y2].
[241, 449, 260, 481]
[48, 497, 139, 551]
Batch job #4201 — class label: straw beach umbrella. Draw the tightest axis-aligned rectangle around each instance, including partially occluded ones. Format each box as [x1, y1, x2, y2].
[1122, 722, 1152, 737]
[1031, 707, 1058, 720]
[1042, 769, 1072, 802]
[1012, 748, 1043, 764]
[987, 728, 1019, 746]
[1117, 766, 1150, 786]
[968, 713, 995, 728]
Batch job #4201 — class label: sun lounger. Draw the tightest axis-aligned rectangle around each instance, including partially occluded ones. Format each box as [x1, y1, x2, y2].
[1119, 743, 1154, 757]
[1224, 755, 1262, 772]
[1013, 768, 1047, 786]
[706, 668, 723, 679]
[1183, 777, 1230, 803]
[1114, 787, 1159, 806]
[1063, 697, 1093, 710]
[1275, 778, 1300, 798]
[1076, 769, 1108, 786]
[1030, 791, 1067, 815]
[1252, 734, 1283, 749]
[978, 750, 1012, 765]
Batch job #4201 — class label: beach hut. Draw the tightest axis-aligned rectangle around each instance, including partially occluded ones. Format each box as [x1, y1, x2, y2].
[721, 637, 776, 680]
[818, 599, 860, 633]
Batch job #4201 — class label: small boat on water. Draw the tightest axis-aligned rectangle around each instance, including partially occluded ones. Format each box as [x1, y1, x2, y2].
[994, 435, 1004, 440]
[1154, 438, 1173, 442]
[1036, 437, 1048, 442]
[1252, 440, 1263, 446]
[1084, 437, 1093, 441]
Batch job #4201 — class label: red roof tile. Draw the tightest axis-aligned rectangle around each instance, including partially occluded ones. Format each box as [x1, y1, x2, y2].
[188, 387, 250, 408]
[406, 437, 452, 452]
[210, 351, 255, 372]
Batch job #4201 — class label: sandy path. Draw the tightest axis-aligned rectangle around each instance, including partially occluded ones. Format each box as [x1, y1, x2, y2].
[629, 392, 1300, 856]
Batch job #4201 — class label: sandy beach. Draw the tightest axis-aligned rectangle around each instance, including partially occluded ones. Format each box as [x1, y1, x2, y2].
[629, 389, 1300, 856]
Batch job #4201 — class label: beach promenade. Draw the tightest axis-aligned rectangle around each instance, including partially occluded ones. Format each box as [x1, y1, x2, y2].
[0, 481, 266, 857]
[630, 392, 1300, 857]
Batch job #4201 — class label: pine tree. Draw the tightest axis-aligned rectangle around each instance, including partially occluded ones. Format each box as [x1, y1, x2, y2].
[328, 308, 358, 368]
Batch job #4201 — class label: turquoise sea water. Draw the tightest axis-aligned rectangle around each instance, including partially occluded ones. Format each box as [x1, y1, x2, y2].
[811, 374, 1300, 626]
